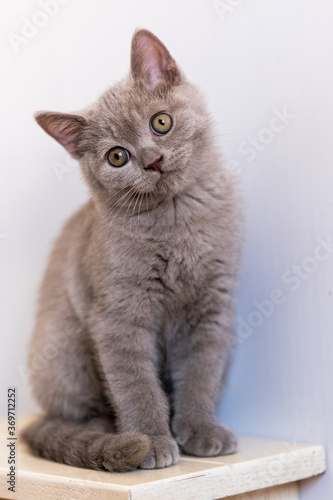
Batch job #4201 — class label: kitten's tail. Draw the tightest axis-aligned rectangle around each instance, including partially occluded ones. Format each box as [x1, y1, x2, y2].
[21, 416, 150, 472]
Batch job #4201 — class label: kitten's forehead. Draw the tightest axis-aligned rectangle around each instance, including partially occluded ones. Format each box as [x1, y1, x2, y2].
[91, 80, 193, 146]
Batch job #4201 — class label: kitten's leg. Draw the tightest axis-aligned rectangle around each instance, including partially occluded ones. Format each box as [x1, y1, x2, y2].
[89, 303, 179, 469]
[26, 307, 150, 471]
[169, 291, 238, 457]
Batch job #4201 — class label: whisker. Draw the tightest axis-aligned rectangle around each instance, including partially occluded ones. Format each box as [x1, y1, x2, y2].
[105, 186, 137, 243]
[129, 191, 141, 239]
[134, 193, 144, 238]
[122, 192, 136, 237]
[99, 187, 129, 227]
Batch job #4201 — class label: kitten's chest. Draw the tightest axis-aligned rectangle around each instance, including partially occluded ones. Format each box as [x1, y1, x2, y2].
[143, 226, 214, 305]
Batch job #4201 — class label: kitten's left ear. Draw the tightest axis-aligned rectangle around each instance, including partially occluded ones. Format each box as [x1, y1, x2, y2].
[35, 111, 87, 158]
[131, 29, 182, 89]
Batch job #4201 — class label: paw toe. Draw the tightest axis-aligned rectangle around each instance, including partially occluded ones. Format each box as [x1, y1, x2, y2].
[178, 424, 238, 458]
[139, 435, 179, 469]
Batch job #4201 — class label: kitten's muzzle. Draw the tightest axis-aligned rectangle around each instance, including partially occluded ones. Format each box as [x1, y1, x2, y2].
[144, 155, 164, 174]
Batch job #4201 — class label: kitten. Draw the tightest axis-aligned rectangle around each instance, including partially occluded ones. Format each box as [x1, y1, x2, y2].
[22, 29, 242, 471]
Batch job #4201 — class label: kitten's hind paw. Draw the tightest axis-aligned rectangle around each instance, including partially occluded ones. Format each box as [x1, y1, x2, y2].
[139, 435, 179, 469]
[174, 422, 238, 457]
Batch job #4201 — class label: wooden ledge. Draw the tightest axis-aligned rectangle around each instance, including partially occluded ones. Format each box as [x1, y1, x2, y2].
[0, 416, 326, 500]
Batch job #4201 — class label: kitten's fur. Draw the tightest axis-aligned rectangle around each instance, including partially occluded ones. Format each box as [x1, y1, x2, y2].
[23, 29, 242, 471]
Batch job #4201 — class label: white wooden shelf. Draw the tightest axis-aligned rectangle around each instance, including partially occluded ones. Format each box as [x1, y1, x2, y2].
[0, 415, 325, 500]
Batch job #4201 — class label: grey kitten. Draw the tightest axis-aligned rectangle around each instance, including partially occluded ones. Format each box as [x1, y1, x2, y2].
[22, 29, 242, 471]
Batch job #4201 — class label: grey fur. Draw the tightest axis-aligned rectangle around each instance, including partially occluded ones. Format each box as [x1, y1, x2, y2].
[22, 29, 242, 471]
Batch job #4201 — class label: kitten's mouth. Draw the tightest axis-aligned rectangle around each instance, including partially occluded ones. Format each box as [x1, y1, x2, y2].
[146, 167, 175, 181]
[154, 170, 176, 186]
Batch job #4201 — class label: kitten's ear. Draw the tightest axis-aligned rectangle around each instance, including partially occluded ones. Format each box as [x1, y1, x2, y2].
[34, 111, 87, 158]
[131, 29, 181, 89]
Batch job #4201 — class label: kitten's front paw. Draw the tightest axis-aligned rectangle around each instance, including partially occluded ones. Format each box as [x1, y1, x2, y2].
[173, 420, 238, 457]
[139, 435, 179, 469]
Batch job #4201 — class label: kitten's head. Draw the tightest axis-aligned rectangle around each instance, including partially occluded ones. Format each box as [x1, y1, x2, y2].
[36, 30, 213, 210]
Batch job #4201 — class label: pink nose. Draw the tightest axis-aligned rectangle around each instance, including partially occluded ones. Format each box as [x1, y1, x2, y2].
[145, 155, 164, 173]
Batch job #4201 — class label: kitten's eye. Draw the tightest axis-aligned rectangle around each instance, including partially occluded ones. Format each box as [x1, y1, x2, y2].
[150, 113, 173, 135]
[107, 147, 130, 168]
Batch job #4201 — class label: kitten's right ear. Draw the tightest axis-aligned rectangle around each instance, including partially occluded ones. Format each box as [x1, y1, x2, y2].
[131, 29, 181, 89]
[34, 111, 87, 158]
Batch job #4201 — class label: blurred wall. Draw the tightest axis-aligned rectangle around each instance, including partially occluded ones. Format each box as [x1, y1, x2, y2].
[1, 1, 332, 497]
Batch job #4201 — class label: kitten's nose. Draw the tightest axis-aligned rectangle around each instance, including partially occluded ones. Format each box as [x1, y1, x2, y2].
[144, 155, 164, 174]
